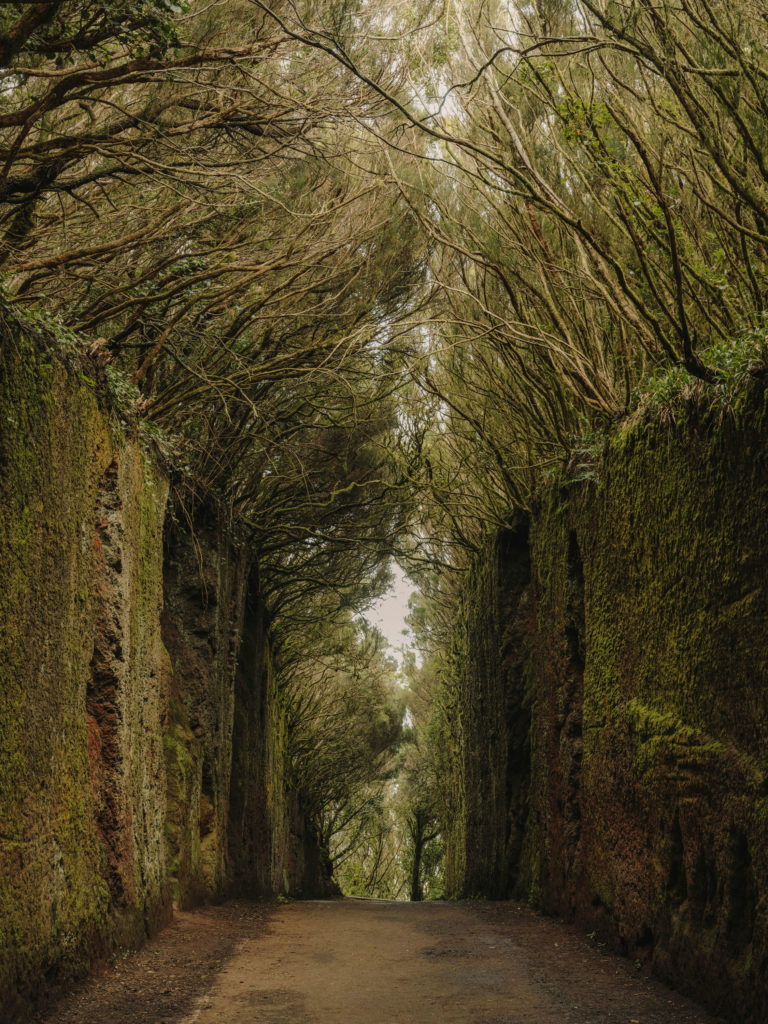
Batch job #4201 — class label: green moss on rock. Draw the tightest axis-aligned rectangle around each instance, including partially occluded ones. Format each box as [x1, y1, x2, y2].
[444, 386, 768, 1024]
[0, 317, 170, 1022]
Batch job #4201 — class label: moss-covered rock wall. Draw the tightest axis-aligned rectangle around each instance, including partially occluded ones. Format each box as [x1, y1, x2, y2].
[444, 525, 534, 899]
[162, 528, 327, 905]
[0, 320, 170, 1021]
[161, 522, 249, 906]
[0, 318, 329, 1023]
[227, 569, 332, 899]
[446, 393, 768, 1023]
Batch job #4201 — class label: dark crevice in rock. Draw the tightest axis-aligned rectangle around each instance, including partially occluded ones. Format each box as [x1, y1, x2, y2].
[87, 456, 129, 908]
[725, 826, 755, 950]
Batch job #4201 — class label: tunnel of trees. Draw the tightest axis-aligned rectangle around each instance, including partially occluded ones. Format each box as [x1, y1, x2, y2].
[2, 1, 768, 1020]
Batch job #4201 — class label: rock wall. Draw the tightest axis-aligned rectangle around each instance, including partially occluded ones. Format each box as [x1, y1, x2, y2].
[163, 528, 329, 905]
[443, 525, 533, 899]
[0, 318, 328, 1023]
[445, 392, 768, 1023]
[0, 321, 170, 1021]
[227, 568, 332, 899]
[161, 522, 249, 906]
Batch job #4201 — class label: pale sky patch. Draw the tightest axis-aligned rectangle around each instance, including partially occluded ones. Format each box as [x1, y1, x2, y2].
[364, 561, 416, 669]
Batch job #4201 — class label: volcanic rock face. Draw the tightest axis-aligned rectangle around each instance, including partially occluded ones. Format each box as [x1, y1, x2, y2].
[446, 398, 768, 1024]
[444, 523, 535, 900]
[161, 526, 328, 906]
[87, 452, 170, 946]
[0, 323, 170, 1022]
[161, 523, 249, 907]
[0, 320, 327, 1023]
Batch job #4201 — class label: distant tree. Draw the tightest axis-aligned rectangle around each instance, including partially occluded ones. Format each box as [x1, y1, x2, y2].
[283, 618, 405, 885]
[330, 783, 408, 899]
[395, 597, 453, 902]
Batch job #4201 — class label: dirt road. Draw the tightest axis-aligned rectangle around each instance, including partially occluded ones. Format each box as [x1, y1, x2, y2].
[41, 899, 725, 1024]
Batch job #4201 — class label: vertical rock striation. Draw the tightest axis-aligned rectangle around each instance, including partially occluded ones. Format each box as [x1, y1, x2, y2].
[162, 525, 327, 906]
[0, 321, 170, 1021]
[444, 523, 534, 899]
[161, 521, 249, 906]
[445, 393, 768, 1024]
[0, 316, 330, 1023]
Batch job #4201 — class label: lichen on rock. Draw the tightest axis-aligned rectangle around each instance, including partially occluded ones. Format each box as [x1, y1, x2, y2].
[444, 390, 768, 1024]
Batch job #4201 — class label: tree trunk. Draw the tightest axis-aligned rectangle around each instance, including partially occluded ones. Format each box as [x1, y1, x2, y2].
[410, 834, 423, 902]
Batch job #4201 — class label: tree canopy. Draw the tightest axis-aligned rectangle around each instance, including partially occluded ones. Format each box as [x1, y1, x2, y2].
[5, 0, 768, 896]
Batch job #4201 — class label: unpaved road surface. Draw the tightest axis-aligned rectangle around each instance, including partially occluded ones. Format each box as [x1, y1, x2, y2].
[40, 899, 725, 1024]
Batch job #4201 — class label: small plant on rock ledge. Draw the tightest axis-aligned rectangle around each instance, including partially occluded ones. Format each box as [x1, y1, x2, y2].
[631, 324, 768, 423]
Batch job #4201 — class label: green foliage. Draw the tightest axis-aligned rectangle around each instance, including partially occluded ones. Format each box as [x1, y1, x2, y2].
[632, 327, 768, 415]
[284, 616, 406, 887]
[105, 365, 140, 414]
[0, 301, 80, 353]
[6, 0, 768, 940]
[98, 0, 190, 59]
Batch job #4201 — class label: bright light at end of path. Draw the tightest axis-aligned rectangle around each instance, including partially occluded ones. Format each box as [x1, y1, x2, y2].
[363, 563, 419, 670]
